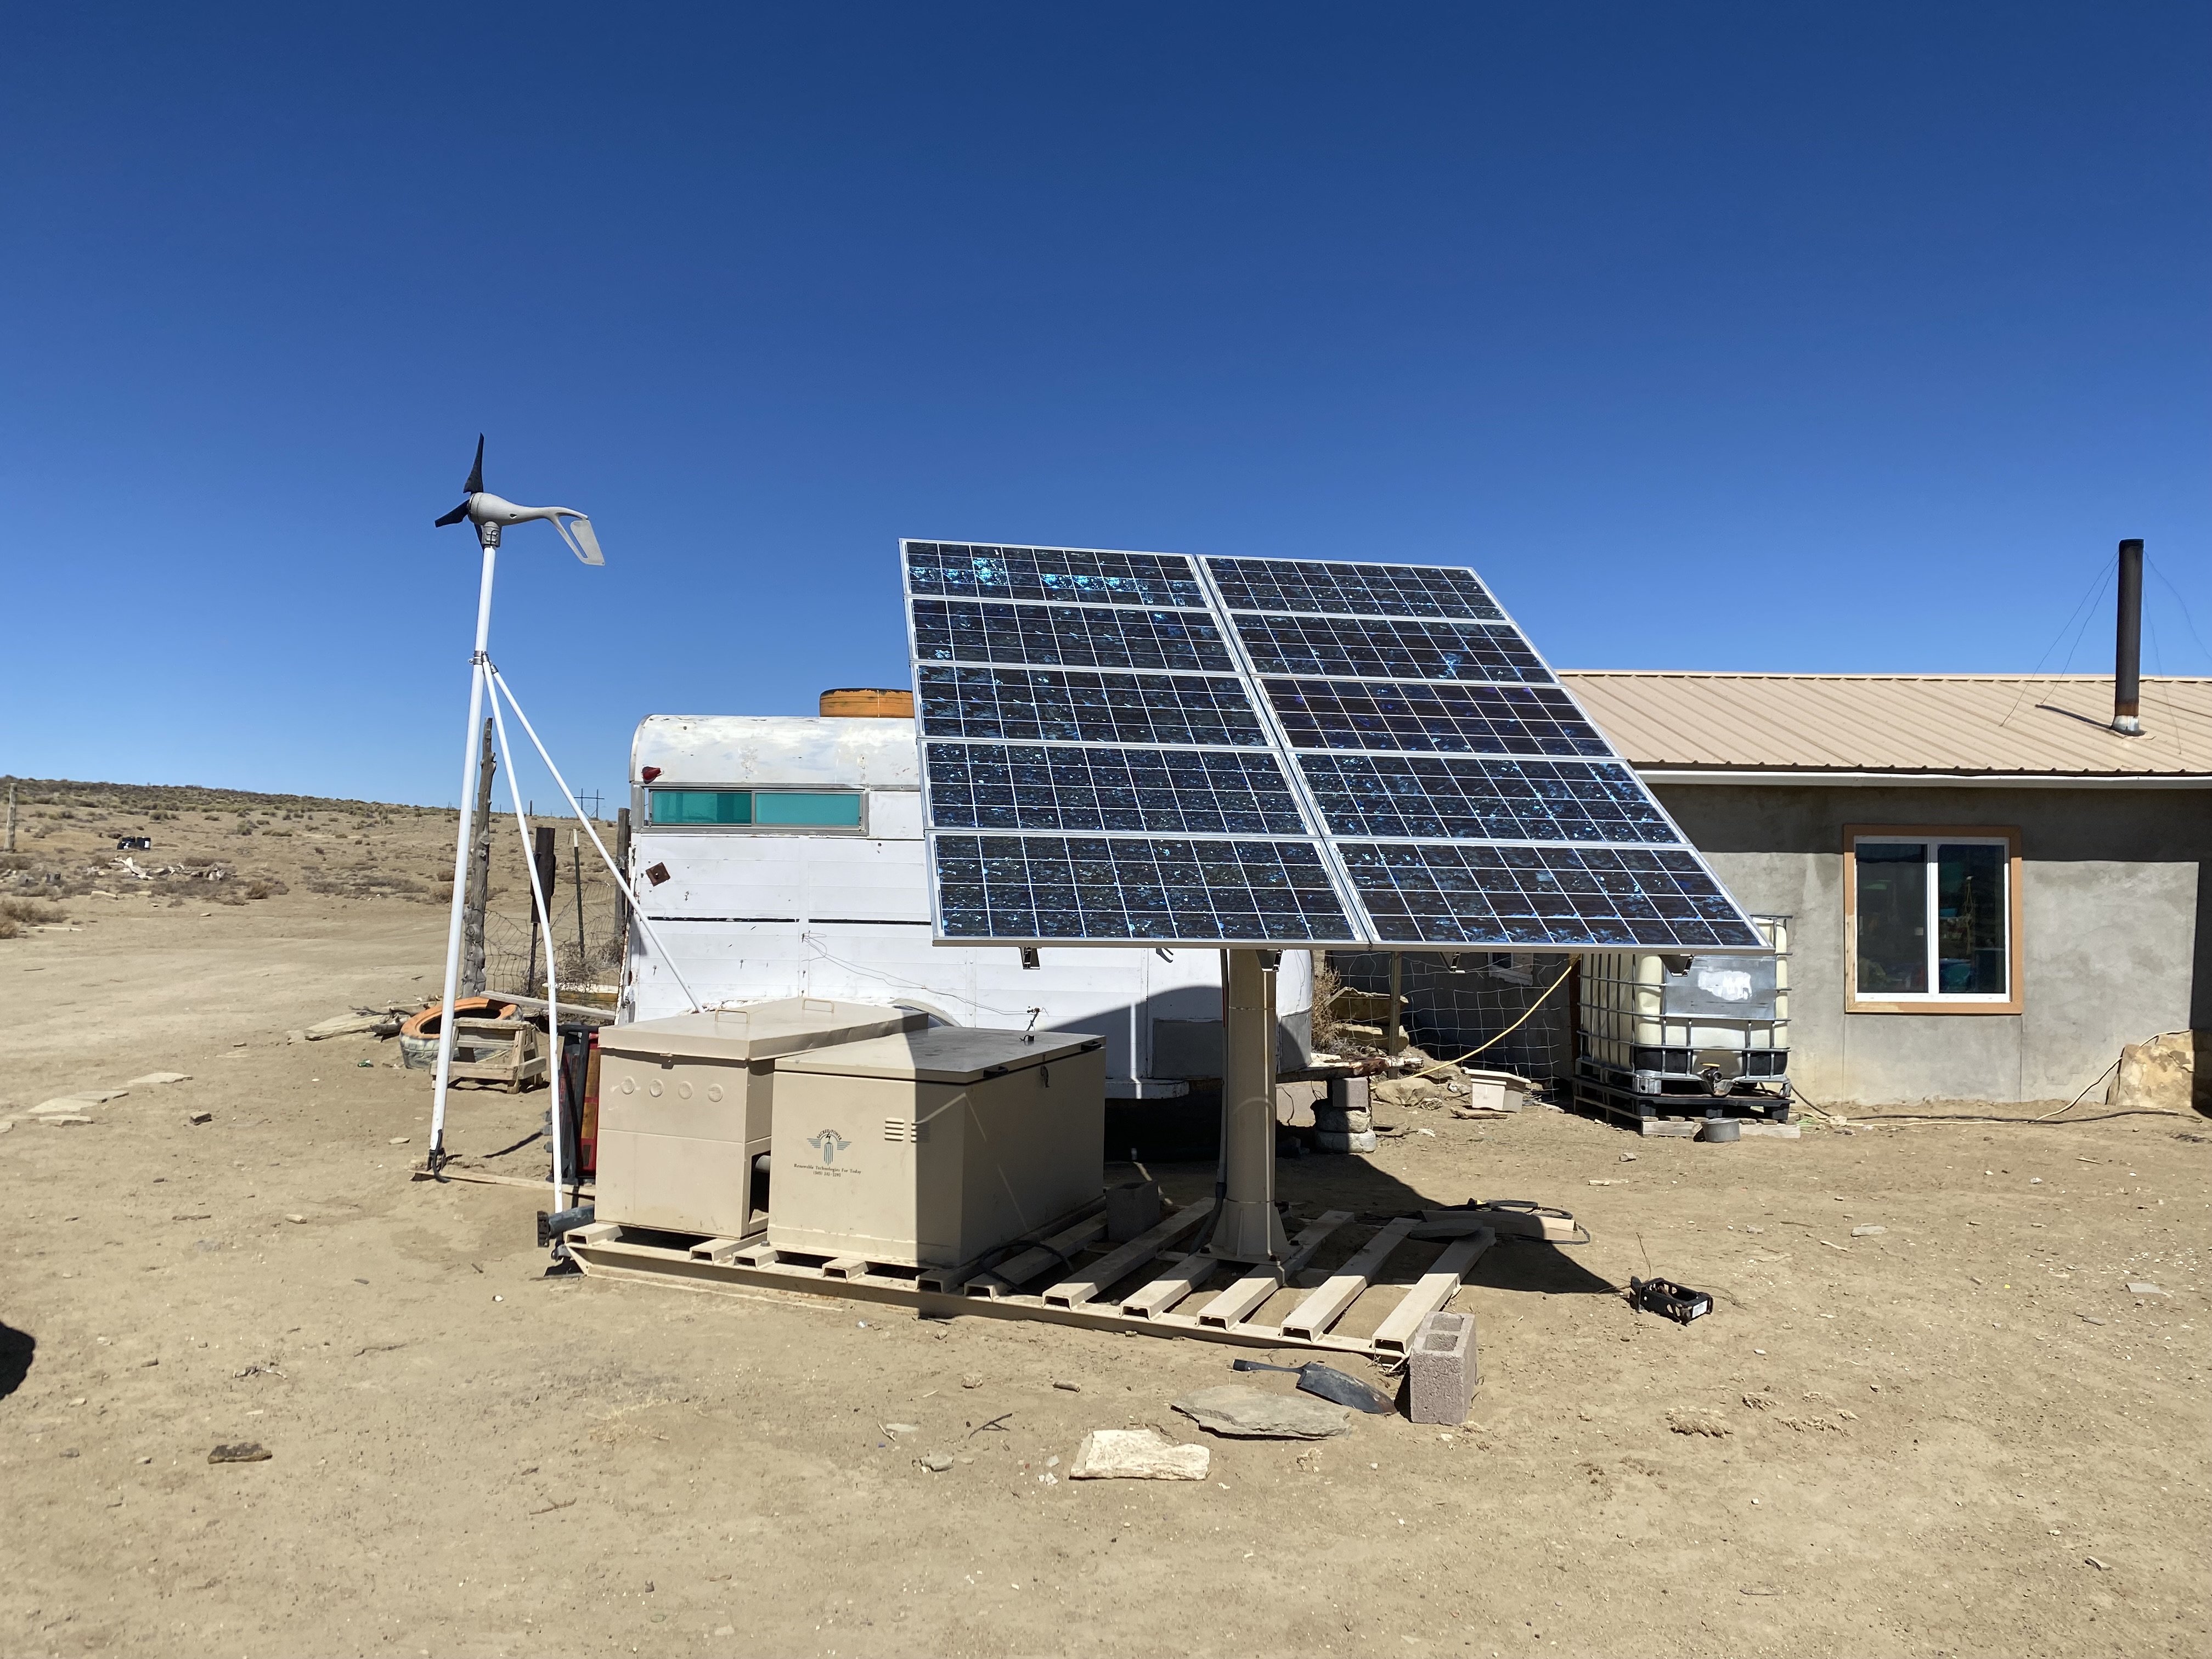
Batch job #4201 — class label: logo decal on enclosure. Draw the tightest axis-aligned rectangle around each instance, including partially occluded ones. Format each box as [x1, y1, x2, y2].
[808, 1128, 852, 1165]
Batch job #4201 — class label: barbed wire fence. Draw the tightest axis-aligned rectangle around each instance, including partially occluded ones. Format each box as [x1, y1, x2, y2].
[482, 893, 627, 999]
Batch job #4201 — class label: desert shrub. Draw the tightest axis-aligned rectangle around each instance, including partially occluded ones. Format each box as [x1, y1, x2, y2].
[0, 917, 15, 939]
[0, 898, 65, 924]
[1311, 955, 1347, 1052]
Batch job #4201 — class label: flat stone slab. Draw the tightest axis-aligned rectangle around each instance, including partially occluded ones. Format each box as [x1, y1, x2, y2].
[1172, 1385, 1353, 1440]
[125, 1073, 193, 1087]
[1068, 1427, 1211, 1480]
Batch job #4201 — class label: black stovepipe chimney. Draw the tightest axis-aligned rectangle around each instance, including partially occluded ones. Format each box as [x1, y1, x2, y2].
[2113, 538, 2144, 737]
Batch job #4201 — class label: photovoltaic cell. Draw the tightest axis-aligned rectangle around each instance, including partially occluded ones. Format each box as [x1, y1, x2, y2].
[933, 835, 1357, 943]
[912, 598, 1232, 673]
[1207, 557, 1502, 621]
[905, 543, 1204, 610]
[915, 665, 1269, 747]
[1298, 755, 1679, 844]
[1233, 614, 1550, 683]
[1262, 678, 1609, 756]
[1339, 842, 1764, 949]
[925, 743, 1305, 835]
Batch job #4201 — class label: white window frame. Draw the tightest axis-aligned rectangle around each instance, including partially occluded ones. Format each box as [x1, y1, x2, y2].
[1843, 825, 2023, 1015]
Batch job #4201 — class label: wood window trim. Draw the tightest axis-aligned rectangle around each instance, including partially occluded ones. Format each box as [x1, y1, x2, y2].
[1843, 823, 2024, 1015]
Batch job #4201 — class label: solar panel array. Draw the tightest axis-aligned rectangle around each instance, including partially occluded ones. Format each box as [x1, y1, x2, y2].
[901, 540, 1762, 949]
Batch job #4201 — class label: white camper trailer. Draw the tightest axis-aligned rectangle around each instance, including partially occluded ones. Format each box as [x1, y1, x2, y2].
[620, 709, 1313, 1096]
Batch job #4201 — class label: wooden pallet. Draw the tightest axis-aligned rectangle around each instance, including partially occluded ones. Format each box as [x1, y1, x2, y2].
[565, 1206, 1493, 1358]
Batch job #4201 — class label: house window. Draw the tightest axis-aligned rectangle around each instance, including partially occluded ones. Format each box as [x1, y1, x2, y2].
[646, 789, 864, 830]
[1844, 826, 2021, 1014]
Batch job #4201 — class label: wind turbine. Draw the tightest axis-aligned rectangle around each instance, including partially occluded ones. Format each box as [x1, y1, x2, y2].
[433, 435, 606, 564]
[424, 436, 605, 1186]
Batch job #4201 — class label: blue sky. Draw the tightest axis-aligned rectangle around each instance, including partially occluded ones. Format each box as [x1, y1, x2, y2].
[4, 4, 2207, 808]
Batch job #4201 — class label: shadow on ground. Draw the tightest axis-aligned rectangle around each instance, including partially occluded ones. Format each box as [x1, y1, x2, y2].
[0, 1322, 35, 1400]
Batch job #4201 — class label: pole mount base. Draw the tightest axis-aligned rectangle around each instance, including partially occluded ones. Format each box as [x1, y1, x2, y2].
[1205, 1198, 1290, 1265]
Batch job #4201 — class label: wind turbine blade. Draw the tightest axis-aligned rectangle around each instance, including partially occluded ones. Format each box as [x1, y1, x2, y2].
[433, 502, 471, 527]
[463, 434, 484, 496]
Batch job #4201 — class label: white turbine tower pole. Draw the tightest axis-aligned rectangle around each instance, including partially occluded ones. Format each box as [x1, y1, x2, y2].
[425, 436, 606, 1176]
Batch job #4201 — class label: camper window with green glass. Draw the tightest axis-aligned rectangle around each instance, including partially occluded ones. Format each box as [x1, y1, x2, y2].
[647, 789, 862, 829]
[1848, 831, 2016, 1009]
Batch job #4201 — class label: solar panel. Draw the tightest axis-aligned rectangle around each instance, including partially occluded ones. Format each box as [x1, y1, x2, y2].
[924, 742, 1306, 835]
[902, 541, 1760, 950]
[1233, 614, 1550, 683]
[1297, 754, 1680, 844]
[1206, 557, 1502, 621]
[916, 665, 1270, 747]
[933, 834, 1359, 944]
[1262, 678, 1609, 756]
[906, 543, 1205, 609]
[1339, 842, 1764, 949]
[912, 598, 1232, 672]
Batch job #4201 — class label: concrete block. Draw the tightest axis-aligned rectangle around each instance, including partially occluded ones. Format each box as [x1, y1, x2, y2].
[1105, 1179, 1163, 1243]
[1406, 1309, 1477, 1424]
[1312, 1107, 1373, 1134]
[1326, 1075, 1372, 1114]
[1314, 1129, 1378, 1154]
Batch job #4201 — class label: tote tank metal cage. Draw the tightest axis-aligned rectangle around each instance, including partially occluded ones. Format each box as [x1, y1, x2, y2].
[1572, 915, 1792, 1124]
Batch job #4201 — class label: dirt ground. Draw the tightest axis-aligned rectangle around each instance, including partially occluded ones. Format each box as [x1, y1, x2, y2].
[3, 794, 2208, 1658]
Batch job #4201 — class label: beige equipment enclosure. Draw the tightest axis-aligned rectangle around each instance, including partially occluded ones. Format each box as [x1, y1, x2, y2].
[768, 1027, 1105, 1273]
[594, 998, 927, 1240]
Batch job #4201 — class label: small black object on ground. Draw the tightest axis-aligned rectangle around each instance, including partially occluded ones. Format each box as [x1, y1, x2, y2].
[1629, 1276, 1713, 1323]
[1231, 1357, 1393, 1414]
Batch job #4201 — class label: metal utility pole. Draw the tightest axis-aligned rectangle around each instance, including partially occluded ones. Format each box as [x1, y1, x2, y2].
[461, 719, 497, 996]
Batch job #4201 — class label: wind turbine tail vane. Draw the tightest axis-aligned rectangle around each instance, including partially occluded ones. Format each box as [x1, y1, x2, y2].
[548, 510, 604, 566]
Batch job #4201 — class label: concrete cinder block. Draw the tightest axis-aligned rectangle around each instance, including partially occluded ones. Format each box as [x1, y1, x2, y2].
[1327, 1075, 1372, 1115]
[1406, 1310, 1477, 1424]
[1105, 1180, 1164, 1243]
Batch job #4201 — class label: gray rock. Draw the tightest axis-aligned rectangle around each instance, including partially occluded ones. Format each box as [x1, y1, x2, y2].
[1314, 1130, 1379, 1154]
[1172, 1385, 1353, 1439]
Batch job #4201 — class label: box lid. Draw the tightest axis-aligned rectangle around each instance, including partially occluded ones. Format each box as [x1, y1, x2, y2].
[599, 998, 925, 1062]
[773, 1026, 1104, 1084]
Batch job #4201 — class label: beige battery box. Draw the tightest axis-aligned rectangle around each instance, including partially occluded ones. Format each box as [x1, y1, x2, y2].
[594, 998, 926, 1239]
[767, 1027, 1105, 1271]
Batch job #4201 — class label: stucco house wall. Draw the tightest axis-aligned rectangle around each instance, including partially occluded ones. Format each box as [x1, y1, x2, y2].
[1652, 784, 2209, 1106]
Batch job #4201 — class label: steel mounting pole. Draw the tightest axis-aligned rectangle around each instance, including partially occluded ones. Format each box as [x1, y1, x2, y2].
[1209, 946, 1290, 1263]
[427, 524, 501, 1171]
